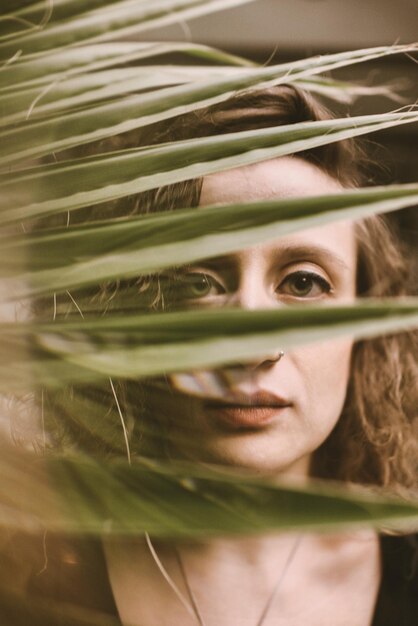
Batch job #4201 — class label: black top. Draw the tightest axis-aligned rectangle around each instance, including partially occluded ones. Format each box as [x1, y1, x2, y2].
[372, 533, 418, 626]
[1, 532, 417, 625]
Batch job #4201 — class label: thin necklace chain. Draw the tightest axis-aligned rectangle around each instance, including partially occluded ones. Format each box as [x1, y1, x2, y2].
[146, 533, 302, 626]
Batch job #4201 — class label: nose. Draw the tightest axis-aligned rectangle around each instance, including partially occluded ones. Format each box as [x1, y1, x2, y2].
[226, 266, 284, 368]
[228, 276, 273, 311]
[169, 350, 284, 398]
[237, 349, 285, 371]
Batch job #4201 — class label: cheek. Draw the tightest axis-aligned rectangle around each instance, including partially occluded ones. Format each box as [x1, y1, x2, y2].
[290, 337, 353, 429]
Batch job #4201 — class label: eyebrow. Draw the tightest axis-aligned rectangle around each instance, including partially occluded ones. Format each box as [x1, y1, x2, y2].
[202, 244, 351, 272]
[273, 244, 351, 272]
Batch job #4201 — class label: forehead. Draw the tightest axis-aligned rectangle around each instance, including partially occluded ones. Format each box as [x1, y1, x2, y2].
[200, 225, 356, 278]
[199, 156, 356, 267]
[200, 156, 343, 206]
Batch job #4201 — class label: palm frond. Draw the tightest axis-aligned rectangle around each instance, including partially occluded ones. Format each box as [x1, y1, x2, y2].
[3, 110, 418, 223]
[2, 300, 417, 388]
[0, 0, 257, 55]
[2, 443, 418, 536]
[1, 7, 417, 609]
[0, 42, 254, 93]
[1, 44, 415, 165]
[2, 184, 418, 294]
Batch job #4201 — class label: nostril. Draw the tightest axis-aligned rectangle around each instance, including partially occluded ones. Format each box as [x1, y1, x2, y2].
[259, 350, 285, 367]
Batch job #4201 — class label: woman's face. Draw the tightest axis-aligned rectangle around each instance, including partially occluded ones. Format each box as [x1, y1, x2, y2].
[155, 157, 357, 477]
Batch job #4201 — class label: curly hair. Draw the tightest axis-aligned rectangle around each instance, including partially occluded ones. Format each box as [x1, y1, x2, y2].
[313, 216, 418, 489]
[43, 85, 417, 492]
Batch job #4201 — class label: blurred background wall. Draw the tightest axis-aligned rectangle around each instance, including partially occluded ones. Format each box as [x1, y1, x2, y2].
[146, 0, 418, 54]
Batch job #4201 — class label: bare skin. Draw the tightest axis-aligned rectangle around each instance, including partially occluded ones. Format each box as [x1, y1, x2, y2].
[104, 531, 380, 626]
[104, 157, 381, 626]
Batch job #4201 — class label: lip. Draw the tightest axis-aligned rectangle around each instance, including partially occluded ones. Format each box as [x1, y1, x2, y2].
[203, 390, 291, 429]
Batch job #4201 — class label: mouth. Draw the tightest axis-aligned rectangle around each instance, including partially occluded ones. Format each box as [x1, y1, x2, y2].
[203, 391, 292, 429]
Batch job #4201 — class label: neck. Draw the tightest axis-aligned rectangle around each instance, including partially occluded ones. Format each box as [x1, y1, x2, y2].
[172, 531, 302, 570]
[104, 528, 380, 626]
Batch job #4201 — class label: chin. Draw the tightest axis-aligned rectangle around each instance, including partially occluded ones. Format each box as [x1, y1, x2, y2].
[187, 434, 312, 478]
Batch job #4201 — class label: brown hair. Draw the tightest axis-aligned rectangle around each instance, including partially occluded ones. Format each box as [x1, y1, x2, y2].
[46, 85, 418, 491]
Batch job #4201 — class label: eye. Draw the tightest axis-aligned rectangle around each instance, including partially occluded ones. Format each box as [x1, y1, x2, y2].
[175, 272, 225, 300]
[277, 270, 332, 299]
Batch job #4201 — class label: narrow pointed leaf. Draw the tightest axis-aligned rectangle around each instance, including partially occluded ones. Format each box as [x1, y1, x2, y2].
[2, 300, 417, 387]
[0, 66, 250, 126]
[0, 42, 254, 92]
[295, 76, 404, 105]
[0, 0, 257, 57]
[2, 444, 418, 536]
[3, 185, 418, 296]
[5, 70, 399, 128]
[12, 0, 124, 24]
[1, 44, 415, 165]
[3, 111, 418, 225]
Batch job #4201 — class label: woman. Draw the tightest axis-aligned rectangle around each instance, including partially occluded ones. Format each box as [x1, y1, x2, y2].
[6, 86, 418, 625]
